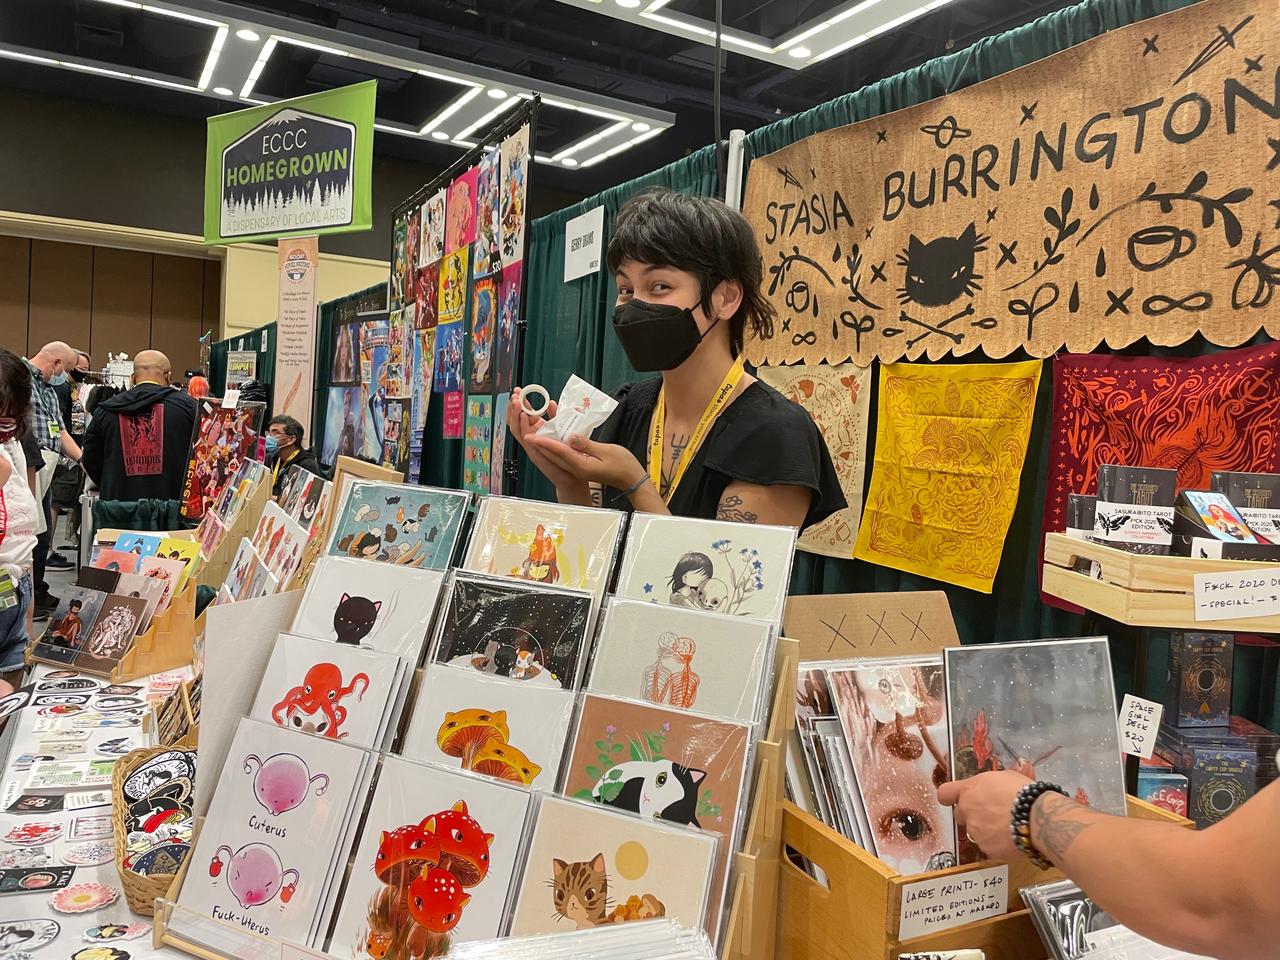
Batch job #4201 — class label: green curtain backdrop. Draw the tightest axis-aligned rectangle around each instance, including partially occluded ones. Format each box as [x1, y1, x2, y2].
[208, 321, 277, 418]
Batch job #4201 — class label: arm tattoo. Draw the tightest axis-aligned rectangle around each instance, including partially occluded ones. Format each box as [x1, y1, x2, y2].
[589, 483, 603, 508]
[716, 494, 759, 524]
[1031, 792, 1091, 863]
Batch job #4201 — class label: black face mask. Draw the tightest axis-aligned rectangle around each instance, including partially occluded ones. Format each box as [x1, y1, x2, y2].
[612, 298, 720, 373]
[70, 369, 88, 383]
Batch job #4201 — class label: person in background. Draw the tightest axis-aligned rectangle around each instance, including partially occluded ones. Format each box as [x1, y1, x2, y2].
[47, 349, 91, 569]
[266, 415, 323, 496]
[186, 375, 210, 400]
[939, 770, 1280, 960]
[23, 342, 82, 621]
[82, 350, 197, 503]
[0, 350, 39, 688]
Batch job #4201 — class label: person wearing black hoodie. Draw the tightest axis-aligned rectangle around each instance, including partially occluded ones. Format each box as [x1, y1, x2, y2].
[82, 350, 198, 503]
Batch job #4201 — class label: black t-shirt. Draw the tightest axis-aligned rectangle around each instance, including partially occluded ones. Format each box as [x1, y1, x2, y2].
[595, 377, 846, 530]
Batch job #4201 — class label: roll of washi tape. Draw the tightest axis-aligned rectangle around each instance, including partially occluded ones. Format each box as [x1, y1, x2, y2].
[519, 384, 550, 418]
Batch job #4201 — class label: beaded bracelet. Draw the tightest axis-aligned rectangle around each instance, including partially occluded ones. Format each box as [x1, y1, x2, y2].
[1011, 780, 1067, 869]
[610, 474, 648, 504]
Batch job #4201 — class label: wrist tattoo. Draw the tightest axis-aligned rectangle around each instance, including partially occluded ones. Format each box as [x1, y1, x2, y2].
[1031, 792, 1090, 862]
[716, 494, 758, 524]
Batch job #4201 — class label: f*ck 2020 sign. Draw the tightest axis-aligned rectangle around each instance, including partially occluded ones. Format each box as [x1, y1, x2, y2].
[743, 0, 1280, 366]
[204, 81, 375, 245]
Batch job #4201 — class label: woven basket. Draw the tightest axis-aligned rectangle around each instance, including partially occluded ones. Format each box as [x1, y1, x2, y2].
[112, 745, 186, 916]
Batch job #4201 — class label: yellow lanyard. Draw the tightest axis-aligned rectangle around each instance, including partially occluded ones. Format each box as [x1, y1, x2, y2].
[648, 357, 745, 504]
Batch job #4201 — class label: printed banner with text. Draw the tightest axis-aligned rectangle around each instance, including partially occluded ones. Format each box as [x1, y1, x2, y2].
[743, 0, 1280, 366]
[204, 81, 375, 245]
[275, 237, 319, 432]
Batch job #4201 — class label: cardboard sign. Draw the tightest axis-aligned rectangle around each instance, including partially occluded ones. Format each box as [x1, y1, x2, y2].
[1194, 567, 1280, 622]
[564, 205, 605, 282]
[898, 863, 1008, 940]
[743, 0, 1280, 365]
[783, 590, 959, 661]
[1120, 693, 1163, 758]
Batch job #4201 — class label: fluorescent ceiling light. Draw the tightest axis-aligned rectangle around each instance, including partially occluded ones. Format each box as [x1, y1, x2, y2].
[417, 68, 481, 88]
[96, 0, 142, 8]
[553, 118, 629, 162]
[130, 73, 198, 90]
[276, 37, 350, 57]
[240, 35, 276, 98]
[65, 61, 131, 78]
[213, 86, 233, 95]
[140, 4, 221, 26]
[418, 84, 482, 135]
[454, 93, 520, 141]
[197, 25, 228, 90]
[0, 49, 57, 65]
[580, 125, 663, 168]
[453, 139, 477, 149]
[235, 28, 260, 42]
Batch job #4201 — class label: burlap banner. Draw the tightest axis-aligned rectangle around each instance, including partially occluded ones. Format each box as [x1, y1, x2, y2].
[743, 0, 1280, 366]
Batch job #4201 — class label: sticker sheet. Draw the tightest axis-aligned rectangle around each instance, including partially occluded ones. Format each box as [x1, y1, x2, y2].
[614, 514, 796, 625]
[325, 481, 469, 571]
[401, 666, 576, 789]
[589, 599, 774, 725]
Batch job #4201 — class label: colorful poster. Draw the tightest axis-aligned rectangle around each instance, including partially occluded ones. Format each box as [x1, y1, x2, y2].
[469, 276, 497, 395]
[757, 362, 871, 558]
[329, 321, 360, 386]
[386, 310, 410, 398]
[422, 188, 446, 265]
[203, 80, 375, 245]
[414, 263, 440, 329]
[405, 206, 421, 301]
[494, 263, 521, 394]
[413, 328, 437, 434]
[434, 321, 464, 394]
[445, 167, 478, 253]
[224, 351, 257, 392]
[390, 213, 410, 311]
[473, 149, 503, 279]
[179, 400, 266, 520]
[854, 360, 1042, 593]
[274, 236, 319, 431]
[442, 391, 464, 440]
[438, 249, 468, 327]
[500, 124, 529, 265]
[463, 396, 493, 495]
[322, 386, 365, 463]
[490, 393, 509, 495]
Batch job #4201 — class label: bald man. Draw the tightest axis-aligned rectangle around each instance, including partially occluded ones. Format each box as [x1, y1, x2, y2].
[82, 349, 197, 503]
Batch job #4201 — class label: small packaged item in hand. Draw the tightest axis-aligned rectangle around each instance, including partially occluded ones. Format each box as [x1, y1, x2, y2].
[526, 375, 618, 442]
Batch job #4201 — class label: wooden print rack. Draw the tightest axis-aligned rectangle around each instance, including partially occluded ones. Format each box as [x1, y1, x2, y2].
[197, 476, 272, 591]
[776, 591, 1192, 960]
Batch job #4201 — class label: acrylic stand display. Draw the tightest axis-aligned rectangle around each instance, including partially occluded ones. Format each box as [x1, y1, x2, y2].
[775, 591, 1193, 960]
[1043, 531, 1280, 632]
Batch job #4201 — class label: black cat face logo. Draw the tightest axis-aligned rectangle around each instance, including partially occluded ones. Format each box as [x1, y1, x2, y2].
[897, 222, 988, 307]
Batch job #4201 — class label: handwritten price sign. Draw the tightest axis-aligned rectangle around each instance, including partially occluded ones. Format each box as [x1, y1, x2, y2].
[1119, 694, 1162, 759]
[1193, 568, 1280, 622]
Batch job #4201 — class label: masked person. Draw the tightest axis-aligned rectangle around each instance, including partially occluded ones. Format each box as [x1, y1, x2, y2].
[265, 415, 323, 497]
[508, 189, 844, 529]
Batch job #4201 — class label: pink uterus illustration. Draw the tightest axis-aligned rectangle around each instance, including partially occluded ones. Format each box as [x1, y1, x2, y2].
[243, 752, 329, 816]
[209, 843, 300, 909]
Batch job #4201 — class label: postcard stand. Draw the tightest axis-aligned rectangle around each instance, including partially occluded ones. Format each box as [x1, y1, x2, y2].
[776, 591, 1193, 960]
[197, 475, 272, 591]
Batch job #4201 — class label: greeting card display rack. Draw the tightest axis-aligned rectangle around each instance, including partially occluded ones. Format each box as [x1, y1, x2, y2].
[773, 591, 1193, 960]
[1042, 531, 1280, 632]
[197, 475, 273, 591]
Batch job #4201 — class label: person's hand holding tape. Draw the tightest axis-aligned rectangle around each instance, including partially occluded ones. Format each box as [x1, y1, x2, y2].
[508, 384, 583, 496]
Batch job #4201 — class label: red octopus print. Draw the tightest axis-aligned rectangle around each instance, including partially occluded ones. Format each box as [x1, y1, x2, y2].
[271, 662, 369, 740]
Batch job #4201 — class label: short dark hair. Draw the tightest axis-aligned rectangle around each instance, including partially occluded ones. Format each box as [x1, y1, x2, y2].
[606, 189, 775, 357]
[0, 349, 32, 438]
[269, 414, 304, 445]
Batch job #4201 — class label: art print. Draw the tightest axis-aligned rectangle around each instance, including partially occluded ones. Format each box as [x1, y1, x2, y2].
[461, 497, 623, 608]
[211, 457, 269, 527]
[402, 666, 575, 788]
[415, 263, 440, 330]
[413, 329, 437, 435]
[438, 248, 468, 327]
[113, 533, 162, 559]
[473, 149, 502, 279]
[179, 719, 368, 944]
[494, 263, 521, 394]
[137, 556, 186, 612]
[180, 401, 265, 521]
[827, 660, 956, 874]
[499, 125, 528, 264]
[589, 599, 773, 725]
[509, 796, 718, 938]
[279, 467, 330, 532]
[35, 587, 107, 664]
[196, 512, 228, 561]
[92, 549, 138, 576]
[563, 694, 750, 921]
[430, 574, 593, 690]
[422, 188, 446, 265]
[468, 276, 496, 394]
[325, 481, 468, 570]
[324, 386, 368, 463]
[114, 573, 166, 635]
[945, 638, 1125, 862]
[433, 322, 464, 395]
[251, 501, 310, 586]
[327, 756, 534, 958]
[391, 214, 409, 311]
[462, 397, 492, 496]
[250, 633, 400, 748]
[405, 207, 421, 286]
[223, 540, 264, 603]
[615, 514, 797, 624]
[490, 394, 509, 495]
[74, 595, 147, 673]
[75, 566, 119, 597]
[445, 167, 478, 253]
[331, 322, 361, 386]
[293, 560, 445, 665]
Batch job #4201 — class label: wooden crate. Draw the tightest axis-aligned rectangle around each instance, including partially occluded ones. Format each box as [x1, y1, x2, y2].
[779, 796, 1190, 960]
[1043, 532, 1280, 631]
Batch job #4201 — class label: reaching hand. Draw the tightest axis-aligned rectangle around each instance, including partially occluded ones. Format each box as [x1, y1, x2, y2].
[937, 770, 1033, 862]
[525, 432, 646, 491]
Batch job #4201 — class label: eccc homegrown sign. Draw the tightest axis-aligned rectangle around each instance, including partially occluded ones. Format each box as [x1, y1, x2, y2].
[204, 81, 375, 245]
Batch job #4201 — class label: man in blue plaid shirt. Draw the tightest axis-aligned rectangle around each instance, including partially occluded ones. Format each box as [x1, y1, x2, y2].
[23, 342, 83, 619]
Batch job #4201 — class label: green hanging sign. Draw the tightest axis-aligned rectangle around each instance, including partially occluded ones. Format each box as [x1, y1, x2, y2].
[204, 80, 376, 245]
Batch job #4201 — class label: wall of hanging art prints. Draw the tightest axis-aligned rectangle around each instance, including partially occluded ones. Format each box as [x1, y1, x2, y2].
[741, 0, 1280, 366]
[446, 168, 479, 254]
[758, 362, 871, 558]
[490, 393, 510, 495]
[854, 359, 1041, 593]
[1043, 340, 1280, 599]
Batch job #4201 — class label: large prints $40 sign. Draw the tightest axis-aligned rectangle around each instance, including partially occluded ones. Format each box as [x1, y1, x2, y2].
[204, 81, 375, 244]
[743, 0, 1280, 366]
